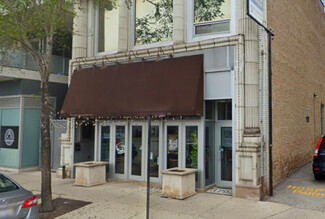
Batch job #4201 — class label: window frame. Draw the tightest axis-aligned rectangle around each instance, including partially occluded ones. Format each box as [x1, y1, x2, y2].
[187, 0, 236, 43]
[130, 0, 174, 51]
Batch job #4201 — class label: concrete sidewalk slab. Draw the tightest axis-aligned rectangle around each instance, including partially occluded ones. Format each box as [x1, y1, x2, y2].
[151, 193, 231, 217]
[267, 208, 325, 219]
[201, 198, 292, 219]
[5, 171, 325, 219]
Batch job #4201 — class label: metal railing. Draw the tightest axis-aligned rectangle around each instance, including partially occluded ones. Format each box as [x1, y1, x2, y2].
[0, 50, 70, 76]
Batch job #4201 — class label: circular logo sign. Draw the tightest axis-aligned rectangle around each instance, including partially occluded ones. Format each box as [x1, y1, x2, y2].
[4, 129, 15, 146]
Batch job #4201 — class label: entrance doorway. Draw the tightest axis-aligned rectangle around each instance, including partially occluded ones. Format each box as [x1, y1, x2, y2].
[129, 123, 145, 180]
[74, 124, 95, 163]
[204, 100, 233, 189]
[216, 122, 232, 188]
[98, 121, 162, 182]
[97, 120, 202, 184]
[216, 101, 232, 188]
[215, 101, 233, 188]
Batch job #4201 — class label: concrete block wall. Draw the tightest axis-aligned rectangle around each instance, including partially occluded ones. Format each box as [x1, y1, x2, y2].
[268, 0, 325, 186]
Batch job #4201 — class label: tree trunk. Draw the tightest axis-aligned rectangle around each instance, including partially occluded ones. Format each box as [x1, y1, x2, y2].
[40, 77, 53, 213]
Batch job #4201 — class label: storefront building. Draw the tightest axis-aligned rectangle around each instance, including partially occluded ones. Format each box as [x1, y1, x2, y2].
[60, 0, 268, 200]
[0, 79, 68, 173]
[0, 50, 69, 172]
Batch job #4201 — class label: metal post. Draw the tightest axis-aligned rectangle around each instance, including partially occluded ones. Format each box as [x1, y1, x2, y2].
[146, 116, 152, 219]
[268, 31, 273, 196]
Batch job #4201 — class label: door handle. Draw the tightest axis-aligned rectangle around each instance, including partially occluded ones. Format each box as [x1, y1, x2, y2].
[220, 146, 224, 159]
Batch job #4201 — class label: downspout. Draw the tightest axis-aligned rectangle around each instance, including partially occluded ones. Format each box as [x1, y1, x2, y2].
[268, 31, 273, 196]
[260, 50, 265, 199]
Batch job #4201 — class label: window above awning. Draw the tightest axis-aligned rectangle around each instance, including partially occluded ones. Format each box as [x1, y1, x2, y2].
[61, 55, 203, 118]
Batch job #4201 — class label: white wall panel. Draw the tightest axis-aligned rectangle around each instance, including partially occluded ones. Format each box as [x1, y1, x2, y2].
[205, 71, 231, 99]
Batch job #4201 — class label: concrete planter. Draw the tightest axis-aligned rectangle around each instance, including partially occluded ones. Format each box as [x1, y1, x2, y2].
[162, 168, 197, 199]
[74, 161, 108, 187]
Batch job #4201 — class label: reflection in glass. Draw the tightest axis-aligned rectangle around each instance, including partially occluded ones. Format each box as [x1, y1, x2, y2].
[167, 126, 178, 168]
[98, 6, 119, 53]
[205, 100, 215, 120]
[205, 121, 215, 186]
[195, 21, 230, 35]
[194, 0, 231, 23]
[150, 126, 159, 177]
[131, 126, 143, 176]
[218, 102, 232, 120]
[115, 126, 125, 174]
[186, 126, 198, 168]
[194, 0, 231, 35]
[135, 0, 173, 45]
[101, 126, 110, 173]
[221, 127, 232, 181]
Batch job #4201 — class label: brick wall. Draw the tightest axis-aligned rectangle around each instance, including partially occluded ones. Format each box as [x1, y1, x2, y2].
[268, 0, 325, 186]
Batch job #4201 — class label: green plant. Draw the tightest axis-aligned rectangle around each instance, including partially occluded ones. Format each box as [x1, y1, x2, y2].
[189, 131, 198, 169]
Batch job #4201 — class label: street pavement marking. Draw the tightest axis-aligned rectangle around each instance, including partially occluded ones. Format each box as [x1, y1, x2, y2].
[287, 185, 325, 197]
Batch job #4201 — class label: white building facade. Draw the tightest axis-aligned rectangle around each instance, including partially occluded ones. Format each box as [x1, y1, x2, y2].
[60, 0, 269, 200]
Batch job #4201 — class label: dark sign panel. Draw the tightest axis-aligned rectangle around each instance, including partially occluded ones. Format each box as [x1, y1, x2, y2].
[0, 126, 19, 149]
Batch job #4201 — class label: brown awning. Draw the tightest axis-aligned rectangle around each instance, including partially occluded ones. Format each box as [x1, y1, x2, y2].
[61, 55, 203, 118]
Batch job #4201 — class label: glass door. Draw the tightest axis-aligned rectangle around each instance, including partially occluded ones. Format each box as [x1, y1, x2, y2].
[100, 125, 111, 175]
[184, 123, 201, 187]
[216, 122, 232, 188]
[129, 123, 145, 180]
[114, 124, 127, 177]
[185, 126, 199, 169]
[166, 125, 181, 169]
[149, 125, 160, 177]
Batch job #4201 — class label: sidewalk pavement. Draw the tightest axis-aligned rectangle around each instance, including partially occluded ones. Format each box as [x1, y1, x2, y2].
[6, 171, 325, 219]
[267, 162, 325, 212]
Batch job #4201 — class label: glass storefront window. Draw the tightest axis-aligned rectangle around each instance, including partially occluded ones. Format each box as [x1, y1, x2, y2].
[185, 126, 198, 169]
[194, 0, 231, 35]
[218, 102, 232, 120]
[167, 126, 178, 168]
[131, 126, 143, 176]
[101, 126, 110, 173]
[195, 21, 230, 35]
[135, 0, 173, 45]
[98, 6, 119, 53]
[150, 126, 159, 177]
[205, 100, 215, 120]
[115, 126, 126, 174]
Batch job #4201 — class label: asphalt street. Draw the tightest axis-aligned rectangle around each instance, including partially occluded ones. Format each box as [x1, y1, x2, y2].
[268, 162, 325, 211]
